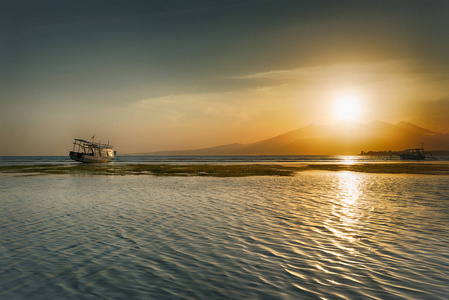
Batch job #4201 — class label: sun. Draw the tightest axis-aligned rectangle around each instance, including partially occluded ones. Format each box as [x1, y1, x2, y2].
[334, 92, 362, 121]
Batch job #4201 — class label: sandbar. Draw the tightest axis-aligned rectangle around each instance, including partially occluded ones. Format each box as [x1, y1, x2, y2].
[1, 163, 449, 177]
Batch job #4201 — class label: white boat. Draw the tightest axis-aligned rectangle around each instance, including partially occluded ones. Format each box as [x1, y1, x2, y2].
[69, 138, 116, 163]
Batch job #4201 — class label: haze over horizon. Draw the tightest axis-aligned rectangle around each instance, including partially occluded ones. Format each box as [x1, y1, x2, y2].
[2, 0, 449, 155]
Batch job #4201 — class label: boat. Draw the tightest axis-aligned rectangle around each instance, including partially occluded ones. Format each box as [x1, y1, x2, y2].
[390, 144, 435, 160]
[69, 138, 116, 163]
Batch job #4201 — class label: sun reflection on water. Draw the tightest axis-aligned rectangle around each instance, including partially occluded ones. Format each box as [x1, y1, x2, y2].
[339, 155, 359, 165]
[326, 171, 364, 245]
[337, 171, 363, 205]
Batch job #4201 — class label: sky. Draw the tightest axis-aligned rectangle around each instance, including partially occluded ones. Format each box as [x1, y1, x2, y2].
[1, 0, 449, 155]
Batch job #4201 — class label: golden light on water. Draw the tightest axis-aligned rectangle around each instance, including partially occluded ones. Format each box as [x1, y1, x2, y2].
[337, 171, 362, 206]
[326, 172, 363, 245]
[340, 156, 358, 165]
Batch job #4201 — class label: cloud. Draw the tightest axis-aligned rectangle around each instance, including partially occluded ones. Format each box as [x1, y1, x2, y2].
[233, 60, 417, 82]
[134, 92, 250, 123]
[233, 60, 449, 105]
[130, 60, 449, 137]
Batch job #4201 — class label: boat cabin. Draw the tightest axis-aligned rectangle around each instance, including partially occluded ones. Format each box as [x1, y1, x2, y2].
[69, 139, 116, 163]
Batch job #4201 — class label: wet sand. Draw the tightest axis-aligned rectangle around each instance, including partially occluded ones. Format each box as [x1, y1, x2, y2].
[1, 163, 449, 176]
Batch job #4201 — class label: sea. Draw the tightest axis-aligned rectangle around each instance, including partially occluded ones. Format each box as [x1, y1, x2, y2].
[1, 155, 384, 166]
[1, 156, 449, 299]
[1, 154, 449, 166]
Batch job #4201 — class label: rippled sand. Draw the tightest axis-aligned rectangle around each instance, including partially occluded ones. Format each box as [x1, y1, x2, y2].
[1, 172, 448, 299]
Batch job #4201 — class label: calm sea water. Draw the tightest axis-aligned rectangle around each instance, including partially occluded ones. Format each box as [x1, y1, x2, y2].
[1, 155, 448, 167]
[1, 169, 448, 299]
[0, 155, 371, 165]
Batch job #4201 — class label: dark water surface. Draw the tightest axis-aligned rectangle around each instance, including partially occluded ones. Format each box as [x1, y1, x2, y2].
[1, 172, 449, 299]
[2, 154, 448, 166]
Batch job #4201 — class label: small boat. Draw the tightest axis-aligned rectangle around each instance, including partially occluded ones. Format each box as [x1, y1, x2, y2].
[390, 144, 435, 161]
[69, 138, 116, 163]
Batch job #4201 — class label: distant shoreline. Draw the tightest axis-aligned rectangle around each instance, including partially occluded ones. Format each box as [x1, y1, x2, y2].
[360, 150, 449, 156]
[2, 163, 449, 176]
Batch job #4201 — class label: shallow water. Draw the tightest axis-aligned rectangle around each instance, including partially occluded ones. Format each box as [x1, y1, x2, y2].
[2, 154, 449, 166]
[1, 172, 449, 299]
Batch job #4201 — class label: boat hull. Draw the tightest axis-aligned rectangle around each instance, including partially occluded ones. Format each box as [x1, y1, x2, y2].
[69, 151, 115, 163]
[399, 154, 425, 160]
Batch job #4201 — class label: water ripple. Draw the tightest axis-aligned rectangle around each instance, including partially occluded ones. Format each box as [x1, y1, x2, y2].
[1, 173, 449, 299]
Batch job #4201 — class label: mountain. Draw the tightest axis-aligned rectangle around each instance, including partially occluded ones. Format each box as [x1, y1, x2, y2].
[395, 121, 438, 136]
[144, 121, 449, 155]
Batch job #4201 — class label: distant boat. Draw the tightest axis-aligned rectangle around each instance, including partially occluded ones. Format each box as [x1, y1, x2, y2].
[390, 144, 435, 161]
[69, 138, 116, 163]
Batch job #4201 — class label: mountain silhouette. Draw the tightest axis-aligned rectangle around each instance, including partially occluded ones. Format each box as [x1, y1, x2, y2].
[144, 121, 449, 155]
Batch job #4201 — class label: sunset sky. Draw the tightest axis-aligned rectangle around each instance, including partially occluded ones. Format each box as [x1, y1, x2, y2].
[2, 0, 449, 155]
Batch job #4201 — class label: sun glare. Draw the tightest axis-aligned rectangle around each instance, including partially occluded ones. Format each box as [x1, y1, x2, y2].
[334, 92, 362, 121]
